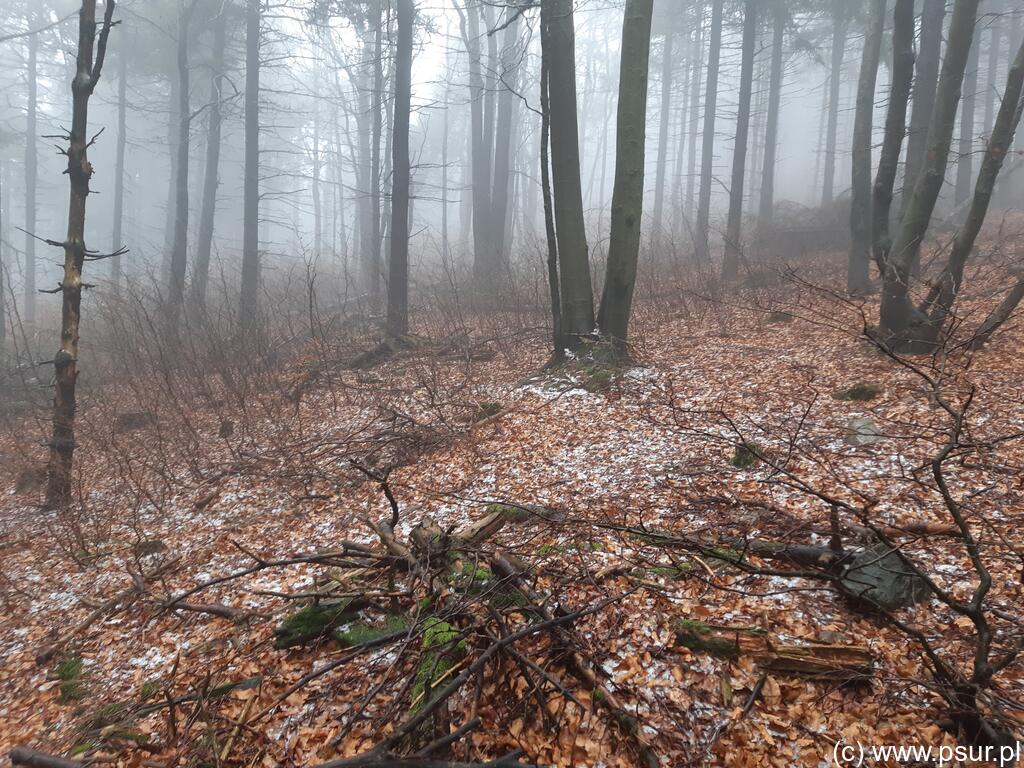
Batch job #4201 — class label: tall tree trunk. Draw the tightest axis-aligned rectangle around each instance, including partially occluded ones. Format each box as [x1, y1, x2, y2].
[192, 8, 226, 310]
[954, 27, 981, 207]
[758, 0, 786, 227]
[881, 0, 982, 342]
[25, 25, 38, 327]
[871, 0, 915, 272]
[387, 0, 413, 337]
[369, 7, 384, 303]
[902, 0, 946, 209]
[46, 0, 117, 508]
[111, 48, 127, 293]
[652, 29, 673, 240]
[695, 0, 724, 262]
[459, 0, 492, 291]
[982, 25, 1001, 139]
[441, 73, 450, 260]
[239, 0, 261, 330]
[821, 0, 848, 207]
[848, 0, 885, 296]
[540, 11, 563, 360]
[167, 0, 193, 332]
[0, 161, 5, 348]
[543, 0, 594, 347]
[162, 66, 180, 277]
[924, 34, 1024, 331]
[312, 71, 322, 258]
[721, 0, 757, 283]
[597, 0, 654, 349]
[686, 10, 704, 220]
[486, 9, 521, 292]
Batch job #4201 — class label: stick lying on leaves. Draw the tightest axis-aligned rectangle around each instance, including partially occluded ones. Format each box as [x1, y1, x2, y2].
[9, 748, 82, 768]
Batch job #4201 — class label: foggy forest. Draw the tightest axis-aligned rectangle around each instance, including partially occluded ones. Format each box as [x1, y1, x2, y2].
[2, 0, 1024, 764]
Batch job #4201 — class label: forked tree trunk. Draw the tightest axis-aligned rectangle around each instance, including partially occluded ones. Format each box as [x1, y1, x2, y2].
[758, 0, 786, 227]
[870, 0, 915, 273]
[821, 0, 848, 207]
[25, 25, 38, 326]
[543, 0, 594, 348]
[848, 0, 886, 296]
[721, 0, 756, 283]
[924, 35, 1024, 331]
[167, 0, 193, 333]
[880, 0, 982, 344]
[597, 0, 654, 350]
[46, 0, 117, 509]
[902, 0, 945, 211]
[387, 0, 413, 337]
[954, 28, 981, 207]
[695, 0, 723, 262]
[652, 29, 673, 240]
[192, 9, 226, 310]
[239, 0, 261, 330]
[111, 48, 126, 293]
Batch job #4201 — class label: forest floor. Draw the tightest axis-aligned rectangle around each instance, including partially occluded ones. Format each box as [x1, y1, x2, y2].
[2, 261, 1024, 767]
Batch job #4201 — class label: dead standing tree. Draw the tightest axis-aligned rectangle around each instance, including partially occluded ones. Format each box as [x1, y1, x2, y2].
[45, 0, 123, 508]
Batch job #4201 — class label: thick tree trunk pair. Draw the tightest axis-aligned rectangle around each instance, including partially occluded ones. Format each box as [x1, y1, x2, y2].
[880, 0, 991, 348]
[541, 0, 654, 353]
[46, 0, 117, 508]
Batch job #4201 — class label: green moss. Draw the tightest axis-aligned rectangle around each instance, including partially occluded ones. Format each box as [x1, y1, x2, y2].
[273, 600, 360, 649]
[489, 588, 530, 609]
[335, 615, 408, 646]
[767, 311, 794, 324]
[730, 442, 762, 469]
[422, 618, 465, 651]
[69, 743, 94, 757]
[704, 546, 744, 565]
[55, 653, 88, 704]
[138, 681, 158, 702]
[486, 503, 533, 523]
[647, 563, 694, 579]
[537, 542, 565, 556]
[833, 383, 882, 402]
[673, 619, 765, 656]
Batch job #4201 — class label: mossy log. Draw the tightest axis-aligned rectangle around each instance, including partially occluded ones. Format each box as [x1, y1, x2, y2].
[273, 598, 370, 649]
[673, 619, 873, 680]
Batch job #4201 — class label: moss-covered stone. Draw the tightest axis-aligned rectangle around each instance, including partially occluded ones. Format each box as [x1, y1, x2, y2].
[273, 599, 361, 649]
[335, 615, 408, 647]
[833, 383, 882, 402]
[729, 442, 762, 469]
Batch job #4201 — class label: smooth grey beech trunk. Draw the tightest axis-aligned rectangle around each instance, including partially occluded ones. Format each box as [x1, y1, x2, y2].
[848, 0, 885, 295]
[193, 9, 227, 310]
[954, 26, 981, 207]
[25, 24, 38, 326]
[387, 0, 414, 337]
[651, 29, 673, 240]
[821, 0, 848, 207]
[721, 0, 756, 283]
[758, 0, 786, 227]
[167, 0, 193, 332]
[902, 0, 946, 212]
[695, 0, 723, 263]
[111, 47, 127, 293]
[597, 0, 654, 349]
[239, 0, 261, 330]
[870, 0, 915, 274]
